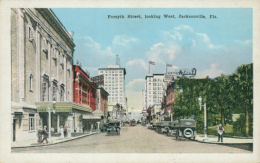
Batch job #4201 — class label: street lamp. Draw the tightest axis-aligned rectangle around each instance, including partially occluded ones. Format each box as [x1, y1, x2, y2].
[48, 100, 56, 144]
[198, 96, 208, 142]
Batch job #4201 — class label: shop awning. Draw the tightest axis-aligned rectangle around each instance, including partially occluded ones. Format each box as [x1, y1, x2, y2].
[36, 102, 92, 113]
[83, 110, 104, 119]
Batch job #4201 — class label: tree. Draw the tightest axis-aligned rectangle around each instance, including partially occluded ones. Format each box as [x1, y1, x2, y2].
[235, 63, 253, 136]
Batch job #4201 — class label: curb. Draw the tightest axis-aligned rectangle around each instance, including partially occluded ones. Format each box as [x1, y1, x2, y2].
[197, 134, 253, 139]
[191, 139, 253, 151]
[11, 132, 99, 149]
[192, 139, 253, 145]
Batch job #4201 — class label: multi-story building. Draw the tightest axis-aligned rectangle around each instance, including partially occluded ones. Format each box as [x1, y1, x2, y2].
[11, 8, 93, 142]
[96, 87, 109, 125]
[165, 80, 175, 119]
[145, 74, 165, 110]
[73, 65, 100, 132]
[98, 65, 126, 109]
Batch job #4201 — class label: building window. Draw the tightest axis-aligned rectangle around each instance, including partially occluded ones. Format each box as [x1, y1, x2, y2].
[29, 74, 33, 92]
[42, 76, 49, 101]
[52, 82, 57, 101]
[29, 114, 35, 131]
[60, 85, 64, 101]
[27, 25, 33, 42]
[42, 38, 48, 53]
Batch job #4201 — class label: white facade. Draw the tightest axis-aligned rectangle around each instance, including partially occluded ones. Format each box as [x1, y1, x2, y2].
[145, 74, 165, 110]
[98, 65, 126, 110]
[141, 90, 146, 111]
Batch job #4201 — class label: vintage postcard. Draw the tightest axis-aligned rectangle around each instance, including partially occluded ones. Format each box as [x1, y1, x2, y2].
[0, 0, 260, 163]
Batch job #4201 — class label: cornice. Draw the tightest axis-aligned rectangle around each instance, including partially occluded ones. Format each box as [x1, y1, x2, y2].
[24, 8, 74, 58]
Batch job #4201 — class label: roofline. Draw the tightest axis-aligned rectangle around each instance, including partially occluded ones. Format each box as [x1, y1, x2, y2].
[98, 68, 126, 75]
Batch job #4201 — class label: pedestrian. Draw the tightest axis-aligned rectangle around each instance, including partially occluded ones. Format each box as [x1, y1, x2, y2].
[37, 128, 43, 145]
[64, 126, 67, 137]
[42, 126, 49, 144]
[216, 123, 224, 142]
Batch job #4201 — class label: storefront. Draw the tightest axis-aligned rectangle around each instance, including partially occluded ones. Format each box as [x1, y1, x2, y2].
[36, 102, 92, 134]
[82, 110, 104, 131]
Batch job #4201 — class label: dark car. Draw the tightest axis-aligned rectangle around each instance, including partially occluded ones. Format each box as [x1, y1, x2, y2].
[106, 120, 121, 135]
[169, 119, 196, 139]
[100, 123, 109, 132]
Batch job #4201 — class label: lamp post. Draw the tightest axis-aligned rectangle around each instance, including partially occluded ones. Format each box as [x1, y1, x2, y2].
[48, 100, 56, 144]
[198, 96, 208, 142]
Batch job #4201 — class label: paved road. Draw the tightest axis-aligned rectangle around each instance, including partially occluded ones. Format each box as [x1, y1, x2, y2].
[12, 125, 251, 153]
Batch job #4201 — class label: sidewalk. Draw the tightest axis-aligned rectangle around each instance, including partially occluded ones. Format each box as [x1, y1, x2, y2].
[194, 134, 253, 151]
[11, 131, 100, 148]
[195, 135, 253, 144]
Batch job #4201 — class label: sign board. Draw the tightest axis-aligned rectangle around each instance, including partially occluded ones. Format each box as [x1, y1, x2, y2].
[167, 68, 196, 77]
[164, 74, 175, 82]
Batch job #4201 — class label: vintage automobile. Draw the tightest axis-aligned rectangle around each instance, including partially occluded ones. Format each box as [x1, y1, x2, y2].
[106, 120, 121, 135]
[130, 120, 136, 126]
[168, 119, 196, 139]
[155, 121, 170, 133]
[152, 122, 157, 130]
[100, 123, 109, 132]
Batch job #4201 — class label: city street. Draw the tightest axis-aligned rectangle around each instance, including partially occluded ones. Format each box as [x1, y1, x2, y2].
[12, 125, 251, 153]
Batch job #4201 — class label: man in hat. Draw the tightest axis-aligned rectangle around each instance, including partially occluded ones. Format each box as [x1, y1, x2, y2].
[216, 123, 224, 142]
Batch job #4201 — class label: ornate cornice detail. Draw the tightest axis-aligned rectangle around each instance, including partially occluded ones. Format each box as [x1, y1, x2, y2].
[24, 8, 75, 58]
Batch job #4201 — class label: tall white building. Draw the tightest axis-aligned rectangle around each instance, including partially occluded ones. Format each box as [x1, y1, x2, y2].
[98, 65, 126, 110]
[145, 74, 165, 109]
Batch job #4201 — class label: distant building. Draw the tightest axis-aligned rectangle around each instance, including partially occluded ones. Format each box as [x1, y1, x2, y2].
[141, 90, 146, 111]
[98, 65, 126, 110]
[90, 74, 104, 88]
[145, 74, 165, 110]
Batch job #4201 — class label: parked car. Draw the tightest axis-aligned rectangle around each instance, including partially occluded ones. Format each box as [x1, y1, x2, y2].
[107, 120, 121, 136]
[100, 123, 109, 132]
[169, 119, 196, 139]
[130, 120, 136, 126]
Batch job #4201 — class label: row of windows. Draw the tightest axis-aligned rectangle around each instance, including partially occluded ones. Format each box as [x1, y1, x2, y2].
[148, 95, 163, 98]
[147, 78, 163, 82]
[148, 87, 162, 90]
[104, 87, 123, 89]
[104, 84, 124, 87]
[148, 83, 162, 86]
[106, 76, 124, 78]
[104, 74, 123, 77]
[105, 81, 124, 83]
[109, 94, 124, 96]
[100, 70, 123, 73]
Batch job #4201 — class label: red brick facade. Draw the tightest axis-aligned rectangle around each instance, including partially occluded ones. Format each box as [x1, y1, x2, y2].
[73, 65, 97, 111]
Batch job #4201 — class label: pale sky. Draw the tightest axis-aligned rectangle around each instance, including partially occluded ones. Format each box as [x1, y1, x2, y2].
[52, 8, 252, 112]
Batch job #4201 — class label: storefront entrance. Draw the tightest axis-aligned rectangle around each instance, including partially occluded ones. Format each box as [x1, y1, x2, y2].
[39, 113, 48, 129]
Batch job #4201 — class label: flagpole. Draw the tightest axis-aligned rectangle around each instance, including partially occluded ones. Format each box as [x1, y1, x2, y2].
[166, 63, 167, 74]
[149, 63, 150, 74]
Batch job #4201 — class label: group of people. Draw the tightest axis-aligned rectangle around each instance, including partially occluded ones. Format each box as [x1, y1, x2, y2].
[37, 126, 49, 145]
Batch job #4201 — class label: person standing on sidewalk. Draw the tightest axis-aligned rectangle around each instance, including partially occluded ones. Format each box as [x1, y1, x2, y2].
[216, 124, 224, 142]
[42, 126, 49, 144]
[37, 128, 43, 145]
